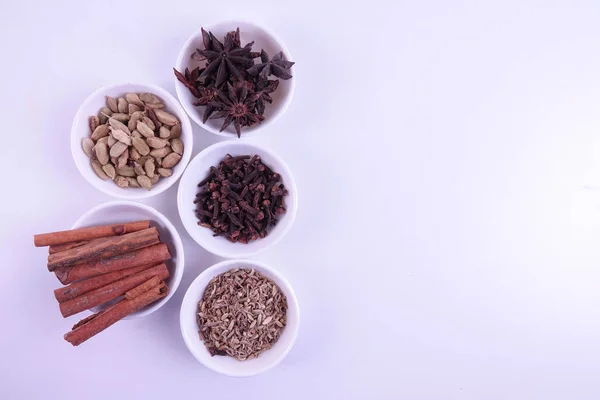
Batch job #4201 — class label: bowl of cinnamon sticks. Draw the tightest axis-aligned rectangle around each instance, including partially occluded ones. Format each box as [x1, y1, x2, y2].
[33, 201, 185, 346]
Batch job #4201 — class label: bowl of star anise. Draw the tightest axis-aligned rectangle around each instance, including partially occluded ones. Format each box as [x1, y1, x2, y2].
[174, 21, 295, 138]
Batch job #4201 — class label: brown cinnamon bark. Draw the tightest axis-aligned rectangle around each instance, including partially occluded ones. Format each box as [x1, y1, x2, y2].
[125, 276, 162, 300]
[64, 280, 168, 346]
[49, 240, 90, 254]
[34, 221, 150, 247]
[47, 227, 159, 271]
[58, 263, 169, 317]
[54, 264, 152, 302]
[71, 312, 100, 330]
[53, 243, 171, 285]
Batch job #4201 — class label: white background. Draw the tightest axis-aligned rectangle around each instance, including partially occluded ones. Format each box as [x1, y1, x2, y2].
[1, 0, 600, 399]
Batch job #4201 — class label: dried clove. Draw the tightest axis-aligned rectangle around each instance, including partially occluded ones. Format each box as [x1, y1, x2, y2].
[194, 154, 288, 243]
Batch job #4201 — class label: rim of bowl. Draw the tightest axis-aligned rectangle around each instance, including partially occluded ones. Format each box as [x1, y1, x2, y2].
[177, 140, 298, 258]
[70, 82, 193, 200]
[71, 200, 185, 319]
[180, 259, 300, 376]
[174, 20, 295, 138]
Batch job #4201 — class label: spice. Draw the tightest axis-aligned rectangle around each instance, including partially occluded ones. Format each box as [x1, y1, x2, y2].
[34, 221, 151, 246]
[54, 264, 151, 302]
[174, 27, 294, 137]
[33, 221, 172, 346]
[54, 244, 171, 285]
[247, 50, 294, 80]
[208, 82, 264, 134]
[194, 154, 288, 243]
[82, 93, 182, 189]
[64, 279, 169, 346]
[46, 227, 160, 270]
[58, 263, 169, 318]
[197, 268, 287, 360]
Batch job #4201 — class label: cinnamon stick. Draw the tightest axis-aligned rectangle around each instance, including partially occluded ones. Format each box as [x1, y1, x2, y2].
[34, 220, 150, 247]
[64, 280, 168, 346]
[49, 240, 90, 254]
[53, 243, 171, 285]
[54, 264, 152, 303]
[58, 263, 169, 317]
[72, 313, 99, 330]
[47, 227, 159, 271]
[125, 276, 162, 300]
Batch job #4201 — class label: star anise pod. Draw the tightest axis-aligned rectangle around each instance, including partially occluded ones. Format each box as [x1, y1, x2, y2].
[209, 82, 264, 137]
[193, 30, 256, 87]
[247, 50, 294, 80]
[229, 28, 241, 48]
[225, 28, 261, 59]
[193, 84, 220, 123]
[187, 67, 201, 82]
[173, 67, 201, 97]
[252, 79, 279, 115]
[200, 27, 220, 52]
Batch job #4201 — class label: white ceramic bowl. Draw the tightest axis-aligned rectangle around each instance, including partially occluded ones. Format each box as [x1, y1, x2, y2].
[71, 83, 193, 199]
[177, 141, 298, 258]
[180, 259, 299, 376]
[174, 20, 295, 138]
[72, 201, 185, 319]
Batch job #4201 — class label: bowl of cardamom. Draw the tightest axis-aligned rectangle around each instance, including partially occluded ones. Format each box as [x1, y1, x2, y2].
[71, 83, 193, 199]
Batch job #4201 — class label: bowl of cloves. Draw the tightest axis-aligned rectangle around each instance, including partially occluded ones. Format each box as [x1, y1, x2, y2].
[177, 141, 298, 258]
[174, 21, 295, 138]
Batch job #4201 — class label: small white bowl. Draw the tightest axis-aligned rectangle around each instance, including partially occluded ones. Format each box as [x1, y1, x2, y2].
[180, 259, 299, 376]
[177, 141, 298, 258]
[71, 83, 193, 199]
[72, 201, 185, 319]
[174, 20, 295, 138]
